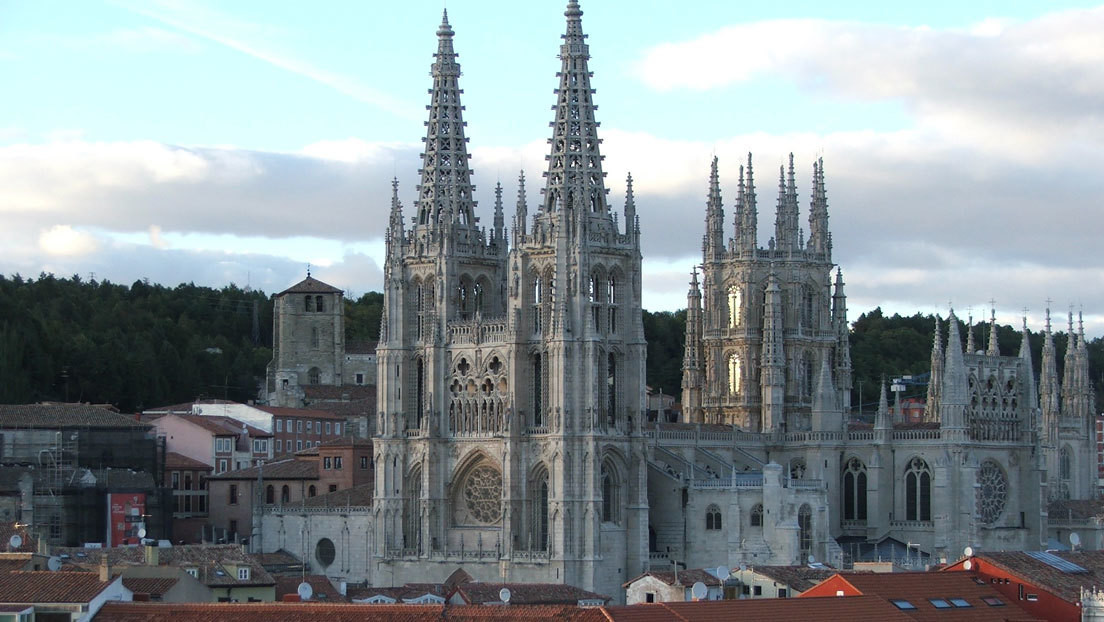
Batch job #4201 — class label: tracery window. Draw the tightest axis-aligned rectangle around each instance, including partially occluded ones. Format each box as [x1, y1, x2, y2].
[750, 503, 763, 528]
[1059, 446, 1073, 499]
[802, 351, 814, 399]
[607, 353, 617, 426]
[904, 457, 932, 521]
[533, 354, 543, 427]
[976, 460, 1008, 524]
[534, 470, 550, 551]
[842, 458, 868, 521]
[601, 461, 620, 524]
[308, 367, 321, 385]
[798, 504, 812, 554]
[706, 504, 722, 530]
[728, 353, 741, 396]
[728, 285, 741, 327]
[457, 465, 503, 525]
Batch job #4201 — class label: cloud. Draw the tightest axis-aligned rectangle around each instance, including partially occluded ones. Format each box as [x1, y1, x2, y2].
[115, 0, 420, 121]
[38, 225, 99, 256]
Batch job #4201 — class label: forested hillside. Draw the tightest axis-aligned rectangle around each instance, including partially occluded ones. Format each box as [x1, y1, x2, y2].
[1, 273, 1100, 414]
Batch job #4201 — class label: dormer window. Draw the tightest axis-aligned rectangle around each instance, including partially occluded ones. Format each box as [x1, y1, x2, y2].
[238, 567, 251, 580]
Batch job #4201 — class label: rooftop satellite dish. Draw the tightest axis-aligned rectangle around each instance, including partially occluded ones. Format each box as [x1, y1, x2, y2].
[297, 581, 313, 601]
[738, 563, 747, 572]
[715, 566, 729, 580]
[9, 534, 22, 549]
[137, 528, 147, 539]
[1071, 532, 1082, 548]
[963, 559, 973, 571]
[47, 556, 62, 572]
[808, 554, 816, 564]
[691, 581, 708, 601]
[963, 546, 974, 558]
[499, 587, 511, 604]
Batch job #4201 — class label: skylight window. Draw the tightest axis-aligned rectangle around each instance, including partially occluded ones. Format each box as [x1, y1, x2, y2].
[949, 598, 972, 608]
[890, 599, 917, 610]
[929, 599, 952, 609]
[981, 596, 1005, 607]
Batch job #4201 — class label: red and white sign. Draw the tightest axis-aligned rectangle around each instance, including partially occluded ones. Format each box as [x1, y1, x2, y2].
[106, 493, 146, 546]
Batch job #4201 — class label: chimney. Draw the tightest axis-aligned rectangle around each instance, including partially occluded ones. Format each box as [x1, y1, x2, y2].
[144, 544, 159, 566]
[99, 557, 111, 582]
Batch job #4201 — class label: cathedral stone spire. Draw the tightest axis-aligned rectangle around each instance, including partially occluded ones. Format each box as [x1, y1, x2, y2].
[1019, 315, 1038, 412]
[543, 0, 608, 215]
[875, 379, 890, 431]
[388, 177, 405, 243]
[941, 310, 968, 432]
[987, 307, 1000, 356]
[515, 170, 528, 239]
[965, 313, 976, 354]
[493, 181, 506, 242]
[1062, 310, 1077, 417]
[705, 157, 725, 260]
[832, 268, 852, 411]
[924, 315, 943, 422]
[733, 154, 758, 253]
[760, 269, 785, 432]
[681, 268, 704, 423]
[624, 172, 637, 235]
[416, 10, 478, 228]
[807, 157, 831, 257]
[1040, 306, 1060, 438]
[774, 153, 800, 252]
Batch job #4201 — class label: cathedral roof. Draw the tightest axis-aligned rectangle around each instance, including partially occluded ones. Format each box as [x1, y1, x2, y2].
[276, 276, 342, 296]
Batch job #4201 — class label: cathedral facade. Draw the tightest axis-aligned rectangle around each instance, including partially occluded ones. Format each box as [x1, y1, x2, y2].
[679, 151, 1097, 562]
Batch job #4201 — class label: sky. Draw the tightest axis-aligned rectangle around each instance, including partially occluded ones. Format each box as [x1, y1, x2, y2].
[2, 0, 1103, 336]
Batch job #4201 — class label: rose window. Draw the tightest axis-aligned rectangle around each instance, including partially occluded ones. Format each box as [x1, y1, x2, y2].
[462, 465, 502, 524]
[976, 460, 1007, 524]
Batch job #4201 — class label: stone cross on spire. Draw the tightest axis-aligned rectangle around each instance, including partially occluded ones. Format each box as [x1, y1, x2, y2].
[543, 0, 608, 215]
[416, 9, 478, 228]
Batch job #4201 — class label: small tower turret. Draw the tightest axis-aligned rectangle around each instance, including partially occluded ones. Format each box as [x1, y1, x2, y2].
[924, 315, 943, 423]
[514, 170, 528, 241]
[807, 157, 831, 257]
[681, 268, 704, 423]
[704, 157, 725, 260]
[760, 269, 785, 432]
[986, 307, 1000, 356]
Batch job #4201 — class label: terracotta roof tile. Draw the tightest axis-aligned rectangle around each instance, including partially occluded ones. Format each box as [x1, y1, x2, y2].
[276, 483, 373, 509]
[277, 276, 343, 296]
[275, 575, 345, 601]
[606, 595, 915, 622]
[168, 414, 271, 437]
[122, 577, 179, 596]
[302, 384, 375, 402]
[1048, 498, 1104, 520]
[0, 404, 151, 429]
[822, 571, 1044, 622]
[976, 550, 1104, 602]
[0, 524, 37, 553]
[96, 602, 609, 621]
[0, 571, 114, 603]
[455, 582, 610, 604]
[210, 458, 317, 480]
[252, 405, 348, 420]
[53, 544, 274, 588]
[0, 555, 33, 573]
[748, 565, 842, 592]
[624, 569, 720, 588]
[164, 452, 213, 471]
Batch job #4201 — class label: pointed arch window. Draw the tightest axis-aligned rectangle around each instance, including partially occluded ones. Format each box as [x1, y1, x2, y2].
[728, 353, 741, 396]
[1059, 446, 1073, 499]
[533, 354, 543, 427]
[842, 458, 868, 521]
[750, 503, 763, 528]
[799, 504, 813, 554]
[905, 457, 932, 521]
[416, 359, 425, 429]
[308, 367, 321, 385]
[281, 485, 290, 504]
[265, 485, 274, 505]
[533, 471, 550, 551]
[607, 353, 617, 426]
[727, 285, 742, 328]
[607, 275, 618, 334]
[802, 351, 814, 399]
[706, 504, 722, 530]
[601, 461, 620, 524]
[533, 277, 543, 334]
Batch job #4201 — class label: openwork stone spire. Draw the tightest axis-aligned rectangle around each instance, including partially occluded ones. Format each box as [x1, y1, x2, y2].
[543, 0, 608, 214]
[924, 315, 943, 422]
[514, 170, 528, 238]
[705, 157, 724, 259]
[807, 157, 830, 256]
[774, 153, 800, 252]
[987, 307, 1000, 356]
[416, 10, 477, 227]
[733, 154, 758, 253]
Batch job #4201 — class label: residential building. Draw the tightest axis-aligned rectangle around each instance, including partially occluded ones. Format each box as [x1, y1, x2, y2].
[623, 569, 723, 604]
[728, 565, 839, 599]
[253, 406, 347, 457]
[164, 452, 212, 544]
[207, 459, 317, 544]
[0, 569, 131, 621]
[152, 414, 272, 474]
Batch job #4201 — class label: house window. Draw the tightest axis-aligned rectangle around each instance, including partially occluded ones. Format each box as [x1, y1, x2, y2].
[171, 472, 180, 489]
[276, 420, 283, 433]
[334, 456, 342, 469]
[324, 457, 332, 470]
[238, 567, 250, 580]
[361, 456, 369, 469]
[307, 421, 313, 433]
[218, 459, 227, 474]
[356, 373, 364, 385]
[215, 438, 232, 453]
[304, 295, 313, 312]
[266, 485, 274, 504]
[329, 484, 338, 493]
[778, 588, 788, 598]
[316, 421, 321, 435]
[281, 485, 290, 503]
[326, 422, 332, 435]
[334, 423, 341, 436]
[287, 419, 293, 431]
[252, 439, 267, 453]
[296, 440, 303, 451]
[276, 439, 282, 452]
[309, 485, 316, 497]
[297, 420, 303, 433]
[229, 485, 238, 505]
[753, 586, 762, 596]
[315, 295, 324, 312]
[645, 593, 655, 603]
[706, 504, 722, 530]
[185, 568, 198, 578]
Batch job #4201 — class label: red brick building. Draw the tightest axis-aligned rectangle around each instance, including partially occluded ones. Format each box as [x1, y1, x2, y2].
[254, 406, 347, 456]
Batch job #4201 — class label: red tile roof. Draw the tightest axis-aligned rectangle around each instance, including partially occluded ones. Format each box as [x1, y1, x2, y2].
[274, 575, 345, 602]
[167, 414, 271, 438]
[209, 458, 317, 480]
[277, 276, 343, 295]
[0, 524, 36, 553]
[53, 544, 274, 588]
[973, 550, 1104, 602]
[302, 384, 375, 402]
[1048, 498, 1104, 520]
[812, 571, 1044, 622]
[623, 569, 720, 588]
[454, 582, 610, 605]
[122, 577, 179, 597]
[747, 565, 843, 592]
[164, 452, 213, 471]
[95, 602, 608, 621]
[0, 555, 34, 573]
[0, 571, 114, 603]
[605, 595, 915, 621]
[0, 404, 151, 429]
